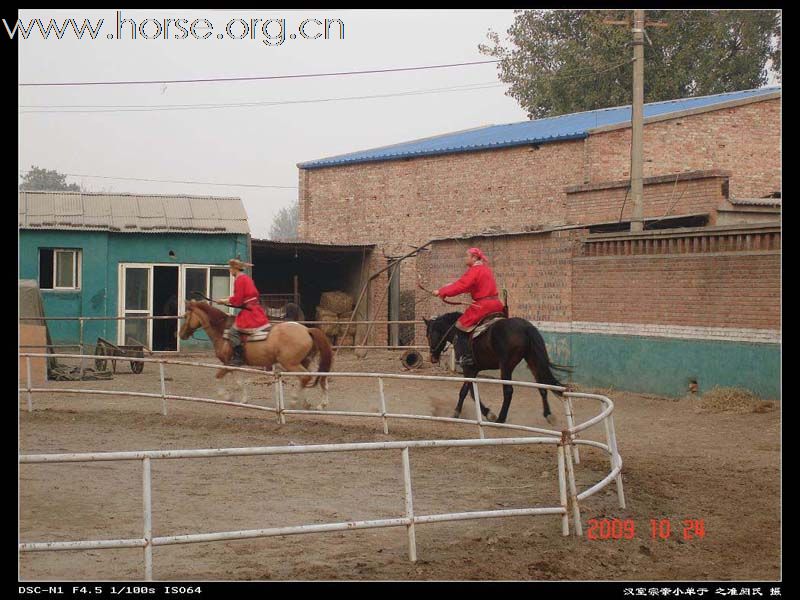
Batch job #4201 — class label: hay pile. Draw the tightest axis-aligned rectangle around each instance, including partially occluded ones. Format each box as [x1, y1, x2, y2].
[320, 291, 353, 315]
[314, 307, 341, 337]
[697, 386, 777, 414]
[316, 291, 357, 344]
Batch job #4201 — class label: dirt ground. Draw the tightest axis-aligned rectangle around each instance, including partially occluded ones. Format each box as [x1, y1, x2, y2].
[19, 350, 781, 581]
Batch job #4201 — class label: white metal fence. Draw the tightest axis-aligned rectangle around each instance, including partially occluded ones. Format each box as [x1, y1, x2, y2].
[18, 352, 625, 581]
[19, 315, 429, 352]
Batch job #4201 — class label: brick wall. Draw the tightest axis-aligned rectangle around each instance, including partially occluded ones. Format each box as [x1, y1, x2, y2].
[414, 225, 779, 340]
[566, 171, 730, 225]
[572, 226, 781, 331]
[300, 97, 779, 251]
[585, 99, 780, 199]
[299, 139, 584, 250]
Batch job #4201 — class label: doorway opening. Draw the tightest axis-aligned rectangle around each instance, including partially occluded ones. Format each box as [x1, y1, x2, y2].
[153, 266, 179, 352]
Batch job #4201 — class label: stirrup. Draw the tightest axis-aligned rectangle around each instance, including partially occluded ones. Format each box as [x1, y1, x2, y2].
[229, 347, 245, 367]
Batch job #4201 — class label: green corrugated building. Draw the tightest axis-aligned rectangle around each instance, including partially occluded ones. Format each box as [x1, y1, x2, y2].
[18, 190, 251, 352]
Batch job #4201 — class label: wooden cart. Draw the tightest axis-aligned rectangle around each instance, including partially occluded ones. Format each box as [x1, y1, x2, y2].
[94, 337, 147, 374]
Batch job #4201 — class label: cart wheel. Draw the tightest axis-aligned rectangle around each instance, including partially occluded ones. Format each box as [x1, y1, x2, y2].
[131, 351, 144, 374]
[95, 345, 108, 371]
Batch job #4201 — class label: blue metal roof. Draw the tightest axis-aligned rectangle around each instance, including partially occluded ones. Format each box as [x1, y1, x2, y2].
[298, 87, 780, 170]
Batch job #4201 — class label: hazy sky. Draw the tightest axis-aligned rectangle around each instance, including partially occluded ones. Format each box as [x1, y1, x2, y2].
[18, 9, 526, 238]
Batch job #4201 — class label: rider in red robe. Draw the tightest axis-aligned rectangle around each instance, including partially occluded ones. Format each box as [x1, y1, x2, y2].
[215, 258, 269, 366]
[434, 247, 505, 367]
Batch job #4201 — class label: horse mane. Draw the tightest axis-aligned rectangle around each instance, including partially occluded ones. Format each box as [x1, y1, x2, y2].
[192, 302, 231, 328]
[437, 312, 463, 326]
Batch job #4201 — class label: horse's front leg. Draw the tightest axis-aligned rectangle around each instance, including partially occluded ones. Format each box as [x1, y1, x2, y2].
[215, 367, 231, 380]
[495, 365, 515, 423]
[495, 383, 513, 423]
[453, 381, 470, 419]
[458, 368, 495, 421]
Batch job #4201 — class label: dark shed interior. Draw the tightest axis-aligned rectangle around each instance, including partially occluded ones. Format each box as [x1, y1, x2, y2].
[250, 239, 373, 320]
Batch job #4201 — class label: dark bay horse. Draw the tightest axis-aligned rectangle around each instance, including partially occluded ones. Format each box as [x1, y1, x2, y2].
[423, 312, 571, 424]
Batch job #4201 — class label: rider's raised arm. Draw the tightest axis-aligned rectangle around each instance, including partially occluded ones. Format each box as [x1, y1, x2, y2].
[228, 273, 247, 306]
[438, 267, 477, 298]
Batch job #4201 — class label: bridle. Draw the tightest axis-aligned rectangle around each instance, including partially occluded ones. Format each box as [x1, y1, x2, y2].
[427, 317, 460, 356]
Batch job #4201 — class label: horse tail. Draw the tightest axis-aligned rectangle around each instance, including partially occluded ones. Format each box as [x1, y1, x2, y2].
[524, 324, 571, 389]
[305, 327, 333, 389]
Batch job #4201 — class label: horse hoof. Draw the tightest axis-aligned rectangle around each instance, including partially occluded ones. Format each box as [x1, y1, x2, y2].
[545, 413, 557, 426]
[452, 412, 461, 420]
[487, 411, 497, 423]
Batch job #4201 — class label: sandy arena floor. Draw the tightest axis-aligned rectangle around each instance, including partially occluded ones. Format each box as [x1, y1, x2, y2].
[19, 350, 780, 581]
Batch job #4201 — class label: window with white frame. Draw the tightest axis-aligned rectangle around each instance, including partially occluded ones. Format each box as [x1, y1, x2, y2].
[38, 249, 81, 290]
[184, 266, 233, 313]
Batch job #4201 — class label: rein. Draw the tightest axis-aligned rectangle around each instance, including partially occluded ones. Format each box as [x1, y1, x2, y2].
[189, 290, 254, 312]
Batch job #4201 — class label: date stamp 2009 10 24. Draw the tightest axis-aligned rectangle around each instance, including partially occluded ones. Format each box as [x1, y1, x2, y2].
[587, 518, 706, 541]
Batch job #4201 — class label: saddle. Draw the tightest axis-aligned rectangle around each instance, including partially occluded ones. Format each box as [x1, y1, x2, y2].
[223, 323, 273, 343]
[469, 312, 506, 341]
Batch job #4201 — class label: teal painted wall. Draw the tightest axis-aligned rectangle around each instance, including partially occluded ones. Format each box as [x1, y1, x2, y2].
[19, 230, 109, 345]
[19, 230, 249, 351]
[505, 330, 780, 401]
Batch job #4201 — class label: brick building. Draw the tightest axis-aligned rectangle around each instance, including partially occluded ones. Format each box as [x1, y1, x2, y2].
[295, 87, 781, 398]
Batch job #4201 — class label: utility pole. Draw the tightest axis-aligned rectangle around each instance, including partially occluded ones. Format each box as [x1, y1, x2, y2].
[604, 10, 668, 232]
[630, 9, 645, 232]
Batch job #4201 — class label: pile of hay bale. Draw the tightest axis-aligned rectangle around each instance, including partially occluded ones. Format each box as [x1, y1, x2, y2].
[696, 386, 777, 414]
[315, 291, 359, 346]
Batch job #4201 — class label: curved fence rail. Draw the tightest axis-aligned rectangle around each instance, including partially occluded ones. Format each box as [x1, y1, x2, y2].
[18, 352, 625, 581]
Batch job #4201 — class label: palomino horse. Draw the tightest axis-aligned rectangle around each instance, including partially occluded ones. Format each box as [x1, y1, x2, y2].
[179, 300, 333, 409]
[424, 312, 571, 424]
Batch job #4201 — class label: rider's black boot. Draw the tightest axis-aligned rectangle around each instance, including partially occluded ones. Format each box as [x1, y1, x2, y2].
[455, 330, 475, 367]
[226, 327, 245, 367]
[229, 344, 245, 367]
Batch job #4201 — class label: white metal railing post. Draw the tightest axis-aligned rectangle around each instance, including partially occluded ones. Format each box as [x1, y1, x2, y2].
[78, 318, 86, 380]
[277, 375, 286, 425]
[158, 362, 168, 416]
[26, 356, 33, 412]
[377, 378, 389, 434]
[564, 395, 580, 463]
[606, 414, 626, 509]
[401, 447, 417, 562]
[471, 382, 485, 439]
[563, 436, 582, 537]
[142, 457, 153, 581]
[556, 445, 569, 536]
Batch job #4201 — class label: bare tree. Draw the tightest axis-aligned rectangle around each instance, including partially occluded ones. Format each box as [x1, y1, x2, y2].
[269, 201, 299, 241]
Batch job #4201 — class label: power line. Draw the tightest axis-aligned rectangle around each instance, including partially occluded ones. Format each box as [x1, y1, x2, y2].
[20, 82, 504, 114]
[54, 173, 297, 189]
[19, 59, 501, 87]
[19, 59, 635, 115]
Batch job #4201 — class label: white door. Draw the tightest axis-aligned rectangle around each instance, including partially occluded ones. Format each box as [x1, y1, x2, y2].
[119, 265, 152, 347]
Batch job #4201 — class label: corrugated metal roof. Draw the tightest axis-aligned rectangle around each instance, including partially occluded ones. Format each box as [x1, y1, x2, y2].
[729, 197, 782, 207]
[251, 238, 374, 251]
[298, 87, 780, 170]
[19, 191, 250, 235]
